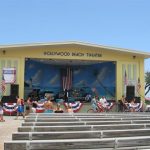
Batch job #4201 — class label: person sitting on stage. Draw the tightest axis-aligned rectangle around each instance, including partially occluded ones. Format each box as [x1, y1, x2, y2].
[85, 94, 92, 102]
[99, 96, 108, 108]
[128, 97, 136, 112]
[25, 96, 32, 116]
[44, 96, 54, 113]
[120, 95, 128, 111]
[64, 89, 69, 102]
[121, 95, 128, 104]
[15, 96, 25, 119]
[32, 100, 38, 113]
[91, 96, 99, 111]
[54, 103, 64, 113]
[66, 103, 73, 113]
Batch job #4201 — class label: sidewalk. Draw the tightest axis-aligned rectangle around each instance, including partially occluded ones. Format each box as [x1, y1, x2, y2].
[0, 116, 24, 150]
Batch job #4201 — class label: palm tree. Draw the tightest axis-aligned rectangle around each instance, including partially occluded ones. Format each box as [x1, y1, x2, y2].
[145, 71, 150, 95]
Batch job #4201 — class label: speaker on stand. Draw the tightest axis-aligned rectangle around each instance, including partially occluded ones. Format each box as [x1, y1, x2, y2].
[126, 86, 135, 102]
[10, 84, 19, 97]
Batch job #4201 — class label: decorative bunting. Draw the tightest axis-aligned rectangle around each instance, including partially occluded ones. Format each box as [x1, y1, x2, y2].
[64, 101, 83, 112]
[36, 102, 45, 113]
[3, 103, 18, 115]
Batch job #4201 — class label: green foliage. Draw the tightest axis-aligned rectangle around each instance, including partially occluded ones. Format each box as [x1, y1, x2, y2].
[145, 71, 150, 85]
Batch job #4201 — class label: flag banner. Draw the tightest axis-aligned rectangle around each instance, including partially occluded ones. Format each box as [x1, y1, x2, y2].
[137, 77, 141, 92]
[124, 70, 128, 85]
[0, 78, 6, 94]
[61, 67, 72, 90]
[64, 101, 83, 112]
[3, 68, 16, 84]
[3, 103, 18, 115]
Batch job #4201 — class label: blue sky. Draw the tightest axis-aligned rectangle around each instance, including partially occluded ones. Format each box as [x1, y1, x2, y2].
[0, 0, 150, 71]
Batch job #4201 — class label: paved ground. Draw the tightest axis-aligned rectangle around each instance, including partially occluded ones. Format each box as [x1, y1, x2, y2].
[0, 116, 24, 150]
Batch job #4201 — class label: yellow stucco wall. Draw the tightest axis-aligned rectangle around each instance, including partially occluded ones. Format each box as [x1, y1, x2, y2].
[0, 45, 145, 101]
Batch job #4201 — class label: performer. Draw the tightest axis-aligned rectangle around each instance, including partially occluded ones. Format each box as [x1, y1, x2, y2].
[91, 96, 99, 111]
[54, 103, 64, 113]
[64, 89, 69, 102]
[99, 96, 108, 108]
[119, 95, 128, 112]
[16, 96, 25, 119]
[32, 100, 37, 113]
[25, 97, 32, 116]
[44, 96, 54, 113]
[66, 103, 73, 113]
[128, 97, 136, 112]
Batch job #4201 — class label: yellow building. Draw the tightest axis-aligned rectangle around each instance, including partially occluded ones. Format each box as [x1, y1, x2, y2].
[0, 41, 150, 102]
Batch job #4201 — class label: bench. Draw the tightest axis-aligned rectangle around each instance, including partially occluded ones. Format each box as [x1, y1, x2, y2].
[18, 124, 150, 132]
[4, 113, 150, 150]
[25, 116, 150, 121]
[24, 119, 150, 126]
[5, 136, 150, 150]
[13, 129, 150, 140]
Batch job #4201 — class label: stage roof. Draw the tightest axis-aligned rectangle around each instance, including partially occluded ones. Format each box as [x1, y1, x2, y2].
[0, 41, 150, 58]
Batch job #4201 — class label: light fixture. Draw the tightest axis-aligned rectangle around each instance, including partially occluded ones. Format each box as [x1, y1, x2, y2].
[133, 56, 136, 59]
[2, 50, 6, 55]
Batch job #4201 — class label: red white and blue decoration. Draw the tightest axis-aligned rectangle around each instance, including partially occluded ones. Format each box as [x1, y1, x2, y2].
[3, 103, 18, 115]
[97, 101, 115, 111]
[36, 102, 45, 113]
[127, 103, 143, 112]
[64, 101, 83, 112]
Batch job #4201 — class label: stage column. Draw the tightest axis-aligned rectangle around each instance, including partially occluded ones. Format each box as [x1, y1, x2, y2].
[116, 60, 122, 101]
[139, 59, 145, 101]
[18, 57, 25, 98]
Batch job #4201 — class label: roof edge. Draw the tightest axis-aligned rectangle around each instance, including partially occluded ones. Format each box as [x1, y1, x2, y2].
[0, 41, 150, 58]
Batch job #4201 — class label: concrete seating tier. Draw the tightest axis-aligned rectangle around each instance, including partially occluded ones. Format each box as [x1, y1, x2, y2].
[5, 137, 150, 150]
[18, 123, 150, 132]
[13, 129, 150, 140]
[22, 120, 150, 126]
[4, 113, 150, 150]
[25, 117, 150, 121]
[28, 112, 150, 117]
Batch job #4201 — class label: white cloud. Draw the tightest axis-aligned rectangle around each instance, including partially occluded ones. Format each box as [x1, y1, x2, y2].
[29, 64, 35, 69]
[74, 69, 81, 75]
[96, 67, 109, 81]
[49, 74, 59, 85]
[75, 80, 87, 87]
[91, 80, 100, 87]
[25, 79, 30, 84]
[32, 70, 43, 84]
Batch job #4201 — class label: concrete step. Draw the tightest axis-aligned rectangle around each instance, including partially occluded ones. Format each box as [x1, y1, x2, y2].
[24, 119, 150, 125]
[4, 136, 150, 150]
[28, 112, 150, 118]
[25, 117, 150, 121]
[12, 129, 150, 140]
[18, 124, 150, 132]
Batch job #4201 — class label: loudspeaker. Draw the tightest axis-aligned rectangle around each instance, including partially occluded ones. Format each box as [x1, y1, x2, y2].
[11, 84, 19, 97]
[126, 86, 135, 101]
[1, 95, 17, 103]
